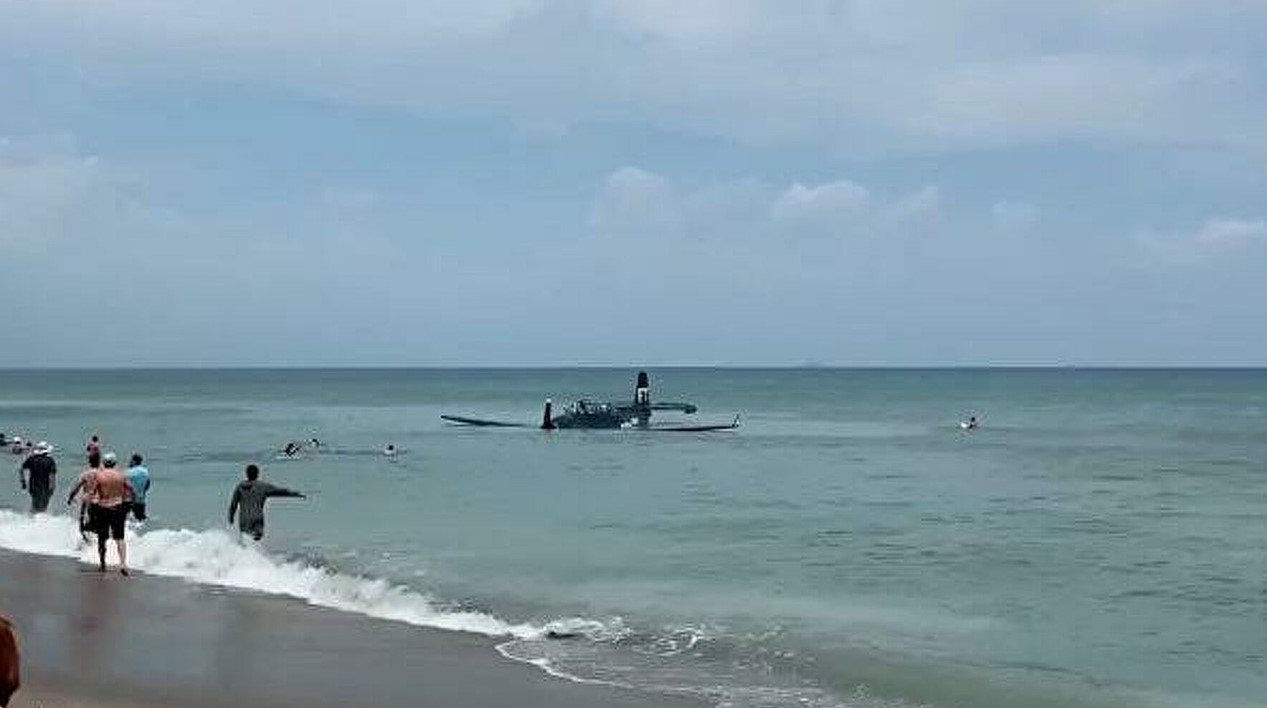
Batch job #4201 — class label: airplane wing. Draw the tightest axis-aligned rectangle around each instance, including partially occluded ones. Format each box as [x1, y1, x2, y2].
[650, 402, 699, 414]
[440, 415, 532, 428]
[648, 415, 740, 432]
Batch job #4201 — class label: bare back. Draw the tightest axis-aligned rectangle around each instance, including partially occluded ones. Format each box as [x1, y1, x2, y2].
[93, 468, 131, 508]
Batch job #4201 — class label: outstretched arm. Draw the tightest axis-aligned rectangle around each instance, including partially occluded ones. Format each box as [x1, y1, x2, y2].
[267, 486, 306, 499]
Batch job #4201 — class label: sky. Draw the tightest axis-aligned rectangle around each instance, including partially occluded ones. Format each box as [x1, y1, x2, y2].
[1, 0, 1266, 367]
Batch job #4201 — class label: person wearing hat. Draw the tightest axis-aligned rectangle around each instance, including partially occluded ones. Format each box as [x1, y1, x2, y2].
[18, 442, 57, 513]
[86, 452, 134, 575]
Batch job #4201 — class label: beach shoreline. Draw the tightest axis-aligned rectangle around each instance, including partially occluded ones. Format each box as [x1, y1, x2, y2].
[0, 548, 706, 708]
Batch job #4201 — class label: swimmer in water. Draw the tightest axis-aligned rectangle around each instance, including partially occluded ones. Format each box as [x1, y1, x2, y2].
[283, 442, 301, 457]
[383, 444, 397, 457]
[962, 415, 979, 430]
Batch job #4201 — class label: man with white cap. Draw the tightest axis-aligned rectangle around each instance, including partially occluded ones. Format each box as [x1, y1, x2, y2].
[87, 452, 134, 575]
[18, 442, 57, 513]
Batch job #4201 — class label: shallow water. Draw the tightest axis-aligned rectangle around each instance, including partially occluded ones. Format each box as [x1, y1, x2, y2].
[2, 368, 1265, 707]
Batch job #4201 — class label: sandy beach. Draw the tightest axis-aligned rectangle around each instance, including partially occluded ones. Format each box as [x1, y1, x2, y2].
[0, 548, 704, 708]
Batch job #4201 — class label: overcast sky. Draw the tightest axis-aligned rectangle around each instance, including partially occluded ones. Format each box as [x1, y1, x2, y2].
[2, 1, 1265, 366]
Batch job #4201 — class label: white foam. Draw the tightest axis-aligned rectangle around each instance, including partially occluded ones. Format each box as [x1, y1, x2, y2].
[0, 509, 539, 639]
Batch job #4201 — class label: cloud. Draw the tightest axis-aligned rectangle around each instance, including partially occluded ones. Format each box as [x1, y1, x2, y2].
[588, 166, 677, 236]
[2, 2, 1265, 154]
[591, 169, 945, 247]
[770, 181, 870, 223]
[1195, 217, 1266, 248]
[910, 54, 1228, 145]
[1137, 216, 1267, 265]
[1190, 216, 1261, 246]
[0, 136, 435, 365]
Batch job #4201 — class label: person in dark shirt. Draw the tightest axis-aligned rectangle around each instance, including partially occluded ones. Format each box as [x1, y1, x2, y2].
[228, 464, 305, 541]
[18, 442, 57, 513]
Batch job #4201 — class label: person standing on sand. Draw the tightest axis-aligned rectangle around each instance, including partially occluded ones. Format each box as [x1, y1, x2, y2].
[125, 453, 151, 522]
[87, 452, 134, 575]
[18, 442, 56, 513]
[228, 464, 305, 541]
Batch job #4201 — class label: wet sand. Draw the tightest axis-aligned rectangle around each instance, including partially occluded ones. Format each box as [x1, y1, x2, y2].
[0, 549, 705, 708]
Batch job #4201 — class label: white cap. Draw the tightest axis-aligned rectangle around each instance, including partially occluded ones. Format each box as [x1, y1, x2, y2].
[34, 441, 53, 454]
[103, 451, 117, 463]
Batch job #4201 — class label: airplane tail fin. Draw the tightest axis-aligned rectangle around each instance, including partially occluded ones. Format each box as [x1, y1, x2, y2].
[634, 371, 650, 406]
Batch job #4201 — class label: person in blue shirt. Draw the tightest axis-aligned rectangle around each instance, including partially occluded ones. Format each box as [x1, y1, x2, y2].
[125, 453, 151, 521]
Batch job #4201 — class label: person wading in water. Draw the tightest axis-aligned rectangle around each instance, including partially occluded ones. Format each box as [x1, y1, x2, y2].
[228, 464, 305, 541]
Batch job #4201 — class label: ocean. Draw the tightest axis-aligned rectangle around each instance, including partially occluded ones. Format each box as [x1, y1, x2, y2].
[1, 368, 1264, 708]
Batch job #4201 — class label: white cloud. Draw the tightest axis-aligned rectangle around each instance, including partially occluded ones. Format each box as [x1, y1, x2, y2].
[2, 2, 1265, 153]
[910, 54, 1223, 145]
[1195, 218, 1266, 249]
[1137, 216, 1267, 264]
[0, 135, 452, 365]
[588, 166, 677, 236]
[592, 169, 945, 244]
[770, 180, 870, 223]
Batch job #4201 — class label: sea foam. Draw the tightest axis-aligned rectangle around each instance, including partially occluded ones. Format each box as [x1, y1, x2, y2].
[0, 509, 539, 639]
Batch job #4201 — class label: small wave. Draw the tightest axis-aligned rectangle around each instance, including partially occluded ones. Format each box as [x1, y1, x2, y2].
[0, 509, 536, 638]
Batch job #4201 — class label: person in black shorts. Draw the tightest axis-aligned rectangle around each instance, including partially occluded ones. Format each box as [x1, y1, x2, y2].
[67, 451, 103, 542]
[89, 504, 128, 543]
[86, 453, 133, 574]
[18, 442, 57, 513]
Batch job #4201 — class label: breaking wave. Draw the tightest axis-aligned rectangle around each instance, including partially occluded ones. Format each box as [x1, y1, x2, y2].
[0, 509, 540, 638]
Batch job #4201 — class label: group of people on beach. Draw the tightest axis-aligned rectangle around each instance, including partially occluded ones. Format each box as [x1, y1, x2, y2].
[15, 435, 151, 575]
[14, 433, 309, 574]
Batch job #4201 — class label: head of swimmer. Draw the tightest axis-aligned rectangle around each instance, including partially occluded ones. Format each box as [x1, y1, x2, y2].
[245, 464, 260, 481]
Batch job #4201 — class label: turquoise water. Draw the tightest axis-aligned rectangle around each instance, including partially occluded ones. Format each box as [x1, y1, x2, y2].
[2, 369, 1265, 707]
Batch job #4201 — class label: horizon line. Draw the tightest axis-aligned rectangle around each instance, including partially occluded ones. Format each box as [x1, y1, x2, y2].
[3, 364, 1267, 372]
